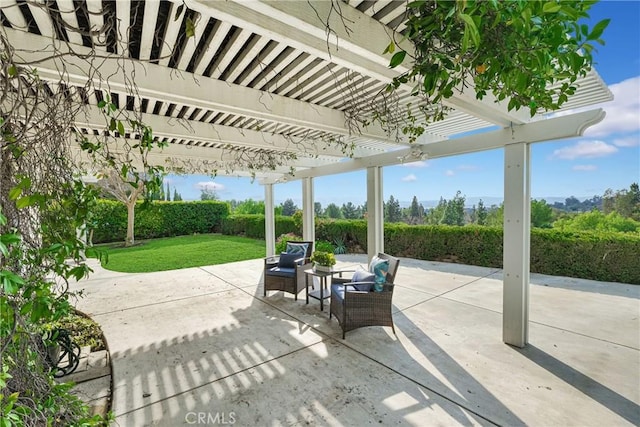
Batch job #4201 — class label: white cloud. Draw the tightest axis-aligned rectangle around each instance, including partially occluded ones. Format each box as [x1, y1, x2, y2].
[445, 170, 455, 176]
[584, 76, 640, 137]
[401, 174, 417, 182]
[195, 181, 225, 192]
[551, 140, 618, 160]
[401, 160, 429, 168]
[572, 165, 597, 171]
[613, 136, 640, 147]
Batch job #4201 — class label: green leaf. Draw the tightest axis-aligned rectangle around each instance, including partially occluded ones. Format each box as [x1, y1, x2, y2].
[109, 118, 117, 131]
[97, 100, 107, 109]
[186, 16, 196, 38]
[542, 2, 562, 13]
[587, 19, 610, 41]
[389, 50, 407, 68]
[382, 41, 395, 55]
[8, 186, 22, 200]
[118, 120, 126, 136]
[459, 13, 480, 48]
[8, 65, 17, 77]
[175, 3, 184, 20]
[1, 270, 24, 294]
[15, 196, 36, 209]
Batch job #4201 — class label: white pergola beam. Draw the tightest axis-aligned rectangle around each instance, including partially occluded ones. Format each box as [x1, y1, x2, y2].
[190, 0, 531, 126]
[73, 105, 378, 158]
[262, 109, 605, 183]
[158, 2, 185, 66]
[115, 0, 130, 57]
[4, 28, 393, 143]
[56, 0, 84, 45]
[27, 0, 55, 38]
[1, 0, 28, 29]
[138, 0, 160, 61]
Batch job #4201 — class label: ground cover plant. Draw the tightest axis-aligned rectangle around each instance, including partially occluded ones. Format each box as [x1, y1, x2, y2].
[89, 234, 265, 273]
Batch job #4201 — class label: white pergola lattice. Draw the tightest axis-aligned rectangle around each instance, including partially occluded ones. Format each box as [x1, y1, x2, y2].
[1, 0, 612, 347]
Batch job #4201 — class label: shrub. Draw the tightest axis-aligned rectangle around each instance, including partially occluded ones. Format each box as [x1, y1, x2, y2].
[275, 233, 303, 253]
[315, 240, 335, 254]
[91, 200, 229, 243]
[221, 215, 297, 239]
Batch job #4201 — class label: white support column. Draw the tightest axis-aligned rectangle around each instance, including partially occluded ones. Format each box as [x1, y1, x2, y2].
[367, 166, 384, 262]
[503, 142, 531, 348]
[264, 184, 276, 257]
[302, 177, 315, 243]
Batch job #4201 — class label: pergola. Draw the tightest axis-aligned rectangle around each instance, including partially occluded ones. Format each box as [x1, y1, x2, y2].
[2, 0, 612, 347]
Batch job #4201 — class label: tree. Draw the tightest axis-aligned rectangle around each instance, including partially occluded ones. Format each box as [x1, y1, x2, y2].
[173, 189, 183, 201]
[325, 203, 343, 219]
[281, 198, 298, 216]
[476, 200, 488, 225]
[314, 202, 324, 217]
[201, 188, 219, 200]
[554, 210, 640, 234]
[425, 198, 447, 225]
[441, 191, 466, 226]
[341, 202, 360, 219]
[387, 1, 609, 139]
[96, 171, 147, 246]
[166, 182, 171, 201]
[614, 183, 640, 220]
[234, 199, 266, 214]
[385, 195, 402, 222]
[486, 204, 504, 227]
[408, 195, 424, 224]
[531, 199, 554, 228]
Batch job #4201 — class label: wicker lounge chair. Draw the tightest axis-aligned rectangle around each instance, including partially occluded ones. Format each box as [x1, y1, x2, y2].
[329, 253, 400, 339]
[263, 241, 313, 300]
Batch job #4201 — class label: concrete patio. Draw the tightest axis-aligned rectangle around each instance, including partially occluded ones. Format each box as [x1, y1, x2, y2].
[70, 255, 639, 426]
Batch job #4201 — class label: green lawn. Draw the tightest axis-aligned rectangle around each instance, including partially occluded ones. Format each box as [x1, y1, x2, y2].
[88, 234, 266, 273]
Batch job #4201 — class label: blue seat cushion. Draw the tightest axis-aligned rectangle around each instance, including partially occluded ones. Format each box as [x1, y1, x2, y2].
[331, 283, 372, 301]
[278, 252, 300, 268]
[267, 267, 296, 277]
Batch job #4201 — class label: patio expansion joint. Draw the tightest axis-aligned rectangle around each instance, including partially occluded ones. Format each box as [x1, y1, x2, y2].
[403, 280, 640, 351]
[396, 268, 502, 314]
[196, 267, 503, 427]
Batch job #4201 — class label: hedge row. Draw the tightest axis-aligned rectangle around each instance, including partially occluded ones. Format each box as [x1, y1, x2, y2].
[91, 200, 229, 243]
[220, 214, 297, 238]
[93, 208, 640, 283]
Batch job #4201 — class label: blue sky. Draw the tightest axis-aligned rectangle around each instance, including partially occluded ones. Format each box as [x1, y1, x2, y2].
[166, 1, 639, 207]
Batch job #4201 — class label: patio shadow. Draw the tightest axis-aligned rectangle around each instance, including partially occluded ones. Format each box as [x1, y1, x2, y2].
[515, 344, 640, 425]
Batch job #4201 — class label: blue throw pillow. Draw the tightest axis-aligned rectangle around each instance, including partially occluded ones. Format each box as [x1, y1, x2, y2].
[350, 268, 375, 292]
[278, 252, 299, 268]
[286, 242, 309, 256]
[369, 257, 389, 292]
[351, 268, 375, 283]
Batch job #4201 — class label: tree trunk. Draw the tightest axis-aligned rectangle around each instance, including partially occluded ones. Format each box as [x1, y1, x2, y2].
[126, 201, 135, 247]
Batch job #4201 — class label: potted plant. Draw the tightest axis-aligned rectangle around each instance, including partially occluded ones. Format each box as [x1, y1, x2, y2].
[310, 251, 336, 272]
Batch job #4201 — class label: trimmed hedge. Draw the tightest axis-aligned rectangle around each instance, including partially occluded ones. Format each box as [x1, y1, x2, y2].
[92, 200, 229, 243]
[94, 209, 640, 284]
[220, 214, 297, 239]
